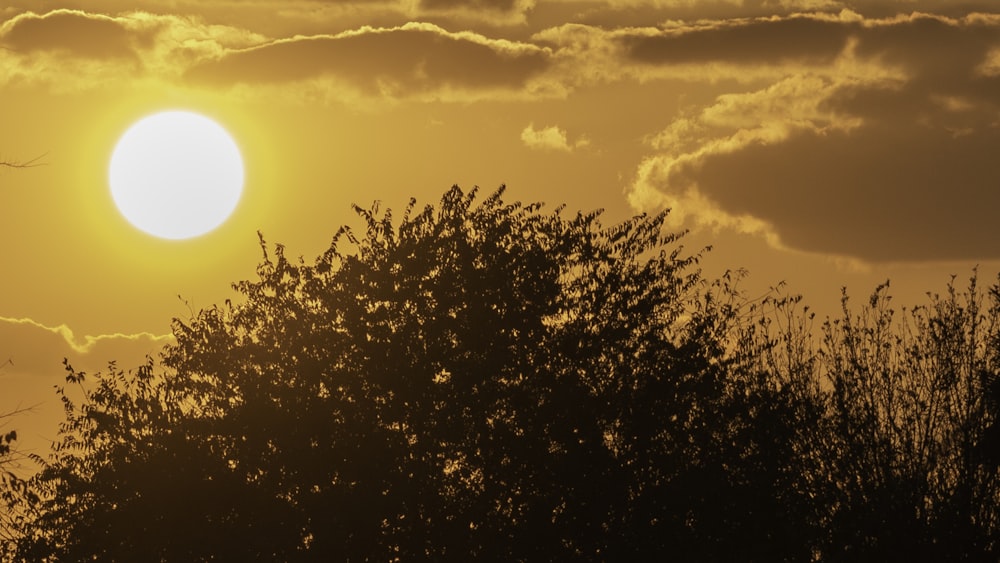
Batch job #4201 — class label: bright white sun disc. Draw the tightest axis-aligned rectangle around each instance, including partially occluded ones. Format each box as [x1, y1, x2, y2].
[109, 111, 244, 240]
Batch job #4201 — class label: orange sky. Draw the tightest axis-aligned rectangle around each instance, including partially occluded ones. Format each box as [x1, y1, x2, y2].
[3, 0, 1000, 457]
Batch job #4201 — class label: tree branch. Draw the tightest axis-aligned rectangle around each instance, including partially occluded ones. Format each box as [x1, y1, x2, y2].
[0, 154, 47, 169]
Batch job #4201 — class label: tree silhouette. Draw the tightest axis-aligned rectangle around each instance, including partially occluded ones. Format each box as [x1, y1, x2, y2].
[153, 184, 736, 560]
[819, 278, 1000, 560]
[8, 185, 797, 560]
[0, 403, 29, 549]
[1, 156, 44, 551]
[5, 185, 1000, 561]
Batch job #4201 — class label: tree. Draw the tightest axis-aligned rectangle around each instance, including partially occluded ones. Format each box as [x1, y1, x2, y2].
[1, 405, 27, 549]
[807, 277, 1000, 560]
[9, 185, 801, 561]
[17, 184, 999, 561]
[1, 157, 45, 555]
[7, 360, 302, 561]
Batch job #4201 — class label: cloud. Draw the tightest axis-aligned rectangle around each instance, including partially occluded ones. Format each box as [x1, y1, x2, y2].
[623, 13, 849, 66]
[268, 0, 536, 27]
[0, 9, 145, 59]
[520, 123, 589, 151]
[184, 22, 552, 102]
[0, 10, 268, 87]
[0, 9, 550, 101]
[420, 0, 519, 9]
[416, 0, 536, 24]
[0, 316, 173, 355]
[624, 12, 1000, 262]
[532, 15, 861, 92]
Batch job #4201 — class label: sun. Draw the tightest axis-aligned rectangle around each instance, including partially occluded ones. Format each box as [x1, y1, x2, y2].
[109, 111, 244, 240]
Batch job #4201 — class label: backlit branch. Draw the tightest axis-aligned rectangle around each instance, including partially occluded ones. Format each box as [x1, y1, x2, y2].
[0, 153, 47, 169]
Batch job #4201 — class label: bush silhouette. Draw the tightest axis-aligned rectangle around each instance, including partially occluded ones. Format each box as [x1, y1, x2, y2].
[4, 186, 1000, 561]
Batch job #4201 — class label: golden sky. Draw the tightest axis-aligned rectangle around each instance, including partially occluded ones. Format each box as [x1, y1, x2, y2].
[3, 0, 1000, 454]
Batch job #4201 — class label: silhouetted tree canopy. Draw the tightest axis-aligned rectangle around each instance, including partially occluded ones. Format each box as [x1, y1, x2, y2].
[3, 185, 1000, 561]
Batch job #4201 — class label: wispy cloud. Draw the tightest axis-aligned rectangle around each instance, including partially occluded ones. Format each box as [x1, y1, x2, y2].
[0, 316, 173, 356]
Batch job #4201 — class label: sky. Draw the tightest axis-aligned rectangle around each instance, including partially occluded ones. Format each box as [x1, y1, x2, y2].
[2, 0, 1000, 458]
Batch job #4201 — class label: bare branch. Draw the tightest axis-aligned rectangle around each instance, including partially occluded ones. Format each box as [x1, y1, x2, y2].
[0, 153, 48, 169]
[0, 404, 38, 424]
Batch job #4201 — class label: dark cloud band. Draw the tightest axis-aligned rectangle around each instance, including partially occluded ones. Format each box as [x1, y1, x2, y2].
[185, 25, 550, 96]
[0, 10, 144, 60]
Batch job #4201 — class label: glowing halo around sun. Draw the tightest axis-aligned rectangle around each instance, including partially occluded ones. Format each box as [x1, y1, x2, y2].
[109, 111, 244, 240]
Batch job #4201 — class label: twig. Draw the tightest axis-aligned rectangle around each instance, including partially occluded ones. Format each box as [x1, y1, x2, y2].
[0, 153, 48, 169]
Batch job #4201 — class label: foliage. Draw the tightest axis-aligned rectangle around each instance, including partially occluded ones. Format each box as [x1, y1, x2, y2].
[3, 185, 1000, 561]
[816, 277, 1000, 560]
[1, 417, 22, 549]
[7, 185, 735, 561]
[1, 398, 39, 552]
[724, 275, 1000, 561]
[5, 360, 299, 561]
